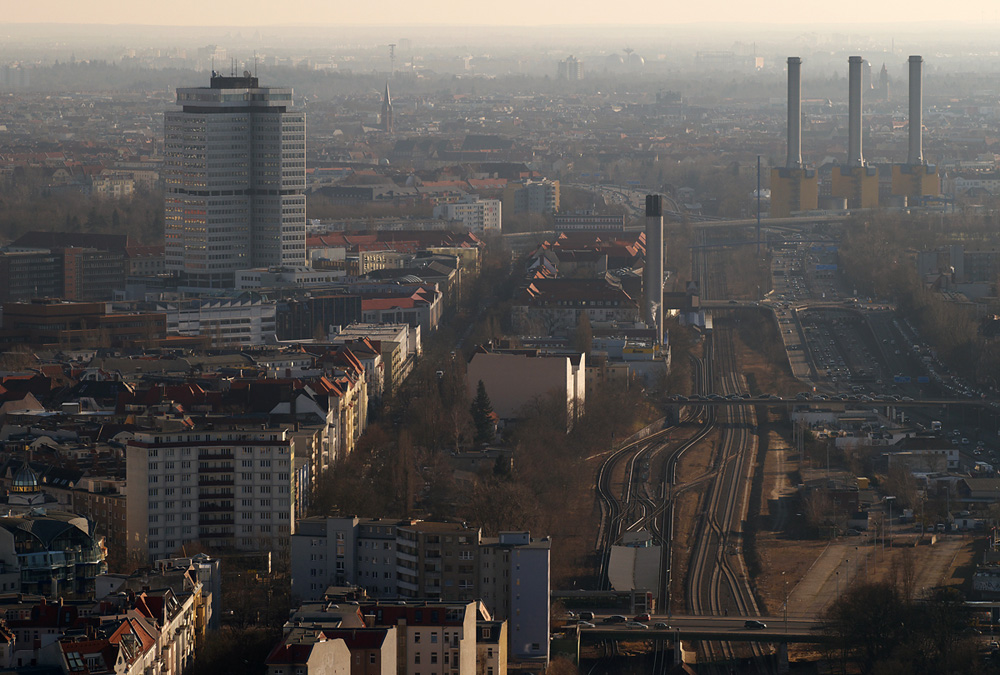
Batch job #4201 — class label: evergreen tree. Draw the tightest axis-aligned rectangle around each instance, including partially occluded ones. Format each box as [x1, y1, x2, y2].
[470, 380, 494, 446]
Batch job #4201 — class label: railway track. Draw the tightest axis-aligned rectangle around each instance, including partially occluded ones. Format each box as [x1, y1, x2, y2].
[683, 253, 770, 670]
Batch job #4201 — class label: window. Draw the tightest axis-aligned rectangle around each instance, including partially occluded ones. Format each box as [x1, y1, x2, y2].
[414, 632, 420, 644]
[414, 654, 420, 664]
[430, 634, 437, 644]
[430, 654, 437, 665]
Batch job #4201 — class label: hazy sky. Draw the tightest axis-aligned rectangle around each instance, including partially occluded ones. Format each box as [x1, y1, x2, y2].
[6, 0, 1000, 26]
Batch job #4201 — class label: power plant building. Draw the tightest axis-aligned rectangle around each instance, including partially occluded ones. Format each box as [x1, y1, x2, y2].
[891, 55, 940, 201]
[831, 56, 879, 209]
[771, 57, 818, 217]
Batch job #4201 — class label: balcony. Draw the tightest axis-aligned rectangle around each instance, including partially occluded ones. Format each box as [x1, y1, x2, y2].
[198, 453, 234, 461]
[199, 516, 234, 526]
[396, 549, 418, 564]
[198, 477, 234, 487]
[198, 466, 233, 474]
[199, 490, 234, 499]
[198, 504, 232, 513]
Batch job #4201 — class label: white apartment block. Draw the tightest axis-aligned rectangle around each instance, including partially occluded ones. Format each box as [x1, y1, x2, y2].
[165, 74, 306, 288]
[126, 428, 297, 563]
[157, 295, 277, 346]
[364, 602, 478, 675]
[235, 266, 345, 290]
[433, 197, 502, 235]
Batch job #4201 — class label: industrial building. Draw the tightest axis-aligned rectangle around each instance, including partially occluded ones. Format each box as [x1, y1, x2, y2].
[770, 57, 818, 217]
[891, 55, 940, 201]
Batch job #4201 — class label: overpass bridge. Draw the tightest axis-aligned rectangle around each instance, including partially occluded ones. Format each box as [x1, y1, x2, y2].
[668, 396, 986, 408]
[579, 615, 831, 644]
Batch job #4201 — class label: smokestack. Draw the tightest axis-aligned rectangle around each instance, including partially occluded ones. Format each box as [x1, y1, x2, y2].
[847, 56, 864, 168]
[786, 57, 802, 169]
[908, 55, 923, 165]
[644, 195, 663, 344]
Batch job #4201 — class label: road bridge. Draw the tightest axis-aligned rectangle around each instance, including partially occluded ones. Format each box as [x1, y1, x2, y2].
[579, 615, 831, 644]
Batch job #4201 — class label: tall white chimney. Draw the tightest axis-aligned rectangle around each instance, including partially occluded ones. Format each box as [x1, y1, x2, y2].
[847, 56, 864, 168]
[644, 195, 663, 344]
[786, 57, 802, 169]
[908, 55, 923, 165]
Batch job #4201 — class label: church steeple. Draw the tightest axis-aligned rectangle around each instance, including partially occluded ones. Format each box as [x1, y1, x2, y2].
[381, 82, 394, 133]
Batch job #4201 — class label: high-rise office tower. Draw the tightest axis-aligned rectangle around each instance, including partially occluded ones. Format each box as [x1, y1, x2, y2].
[164, 73, 307, 288]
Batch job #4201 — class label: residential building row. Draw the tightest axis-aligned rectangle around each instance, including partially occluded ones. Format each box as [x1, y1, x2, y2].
[0, 555, 213, 674]
[290, 519, 549, 663]
[267, 596, 522, 675]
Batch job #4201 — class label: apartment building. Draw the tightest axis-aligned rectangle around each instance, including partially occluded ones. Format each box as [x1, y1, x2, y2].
[332, 323, 420, 397]
[291, 521, 550, 663]
[319, 628, 396, 675]
[478, 533, 550, 662]
[266, 635, 351, 675]
[125, 427, 297, 562]
[432, 197, 502, 235]
[475, 622, 507, 675]
[154, 294, 277, 346]
[396, 521, 480, 602]
[70, 476, 127, 559]
[501, 179, 559, 215]
[363, 601, 479, 675]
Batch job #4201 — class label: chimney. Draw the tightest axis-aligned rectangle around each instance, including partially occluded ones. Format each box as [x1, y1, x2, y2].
[786, 57, 802, 169]
[908, 55, 923, 165]
[847, 56, 864, 167]
[644, 195, 663, 344]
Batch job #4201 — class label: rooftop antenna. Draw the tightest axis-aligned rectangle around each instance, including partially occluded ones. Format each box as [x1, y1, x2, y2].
[388, 43, 396, 78]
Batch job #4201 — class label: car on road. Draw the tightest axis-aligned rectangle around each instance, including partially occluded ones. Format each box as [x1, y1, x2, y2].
[633, 613, 651, 622]
[653, 622, 671, 629]
[744, 620, 767, 629]
[602, 615, 628, 624]
[625, 621, 649, 629]
[578, 611, 594, 622]
[578, 621, 595, 628]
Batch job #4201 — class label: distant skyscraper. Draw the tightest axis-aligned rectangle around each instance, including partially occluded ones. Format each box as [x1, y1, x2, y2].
[558, 55, 584, 80]
[164, 73, 306, 288]
[381, 82, 393, 133]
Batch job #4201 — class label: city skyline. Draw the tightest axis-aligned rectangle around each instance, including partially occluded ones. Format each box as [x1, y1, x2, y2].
[5, 1, 1000, 26]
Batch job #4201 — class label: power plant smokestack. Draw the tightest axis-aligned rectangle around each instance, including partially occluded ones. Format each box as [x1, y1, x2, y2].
[786, 57, 802, 169]
[644, 195, 663, 344]
[908, 55, 923, 165]
[848, 55, 864, 168]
